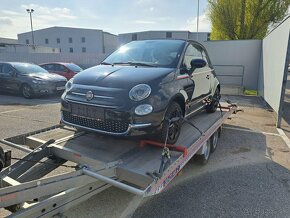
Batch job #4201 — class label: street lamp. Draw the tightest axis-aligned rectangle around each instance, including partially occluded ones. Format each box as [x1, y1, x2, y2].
[26, 9, 35, 48]
[197, 0, 199, 41]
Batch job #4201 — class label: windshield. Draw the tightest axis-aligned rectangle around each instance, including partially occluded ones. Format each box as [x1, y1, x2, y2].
[103, 40, 186, 68]
[65, 63, 83, 72]
[12, 63, 48, 74]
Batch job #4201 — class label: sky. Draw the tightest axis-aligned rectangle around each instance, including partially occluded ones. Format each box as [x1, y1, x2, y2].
[0, 0, 211, 39]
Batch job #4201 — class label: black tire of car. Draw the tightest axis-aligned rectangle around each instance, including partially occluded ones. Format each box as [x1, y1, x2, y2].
[21, 84, 34, 99]
[158, 101, 183, 145]
[206, 88, 220, 113]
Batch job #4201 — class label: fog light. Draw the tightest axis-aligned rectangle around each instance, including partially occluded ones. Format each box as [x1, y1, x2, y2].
[135, 104, 153, 115]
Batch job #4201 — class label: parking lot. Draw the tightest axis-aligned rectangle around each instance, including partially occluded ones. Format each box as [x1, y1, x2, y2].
[0, 93, 290, 217]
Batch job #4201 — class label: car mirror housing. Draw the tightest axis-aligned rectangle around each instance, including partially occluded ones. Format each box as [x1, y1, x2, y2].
[190, 59, 206, 69]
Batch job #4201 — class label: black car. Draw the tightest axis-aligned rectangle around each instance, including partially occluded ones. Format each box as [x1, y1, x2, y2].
[61, 39, 220, 144]
[0, 62, 67, 98]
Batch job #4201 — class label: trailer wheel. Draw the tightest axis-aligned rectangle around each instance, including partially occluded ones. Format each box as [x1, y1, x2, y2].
[198, 140, 211, 165]
[210, 130, 219, 153]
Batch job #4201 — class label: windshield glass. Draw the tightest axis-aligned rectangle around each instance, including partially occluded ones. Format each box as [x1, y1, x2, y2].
[103, 40, 186, 68]
[65, 63, 83, 72]
[12, 63, 48, 74]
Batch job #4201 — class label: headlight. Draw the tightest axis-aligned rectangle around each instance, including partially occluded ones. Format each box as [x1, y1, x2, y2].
[65, 78, 73, 91]
[135, 104, 153, 115]
[32, 80, 47, 84]
[129, 84, 151, 101]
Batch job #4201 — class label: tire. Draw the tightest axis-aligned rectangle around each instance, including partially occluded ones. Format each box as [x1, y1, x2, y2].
[197, 140, 211, 165]
[210, 130, 219, 153]
[206, 88, 220, 113]
[21, 84, 34, 99]
[157, 102, 183, 145]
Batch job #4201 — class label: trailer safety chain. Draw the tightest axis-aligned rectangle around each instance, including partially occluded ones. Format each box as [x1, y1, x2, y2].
[10, 157, 77, 169]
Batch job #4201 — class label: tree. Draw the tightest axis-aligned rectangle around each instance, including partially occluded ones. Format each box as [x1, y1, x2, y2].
[208, 0, 290, 40]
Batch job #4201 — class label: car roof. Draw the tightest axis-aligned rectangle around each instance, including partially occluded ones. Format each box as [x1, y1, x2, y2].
[0, 62, 36, 66]
[39, 62, 75, 66]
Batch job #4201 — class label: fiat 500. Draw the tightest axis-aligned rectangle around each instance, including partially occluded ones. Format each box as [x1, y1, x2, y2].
[61, 39, 220, 144]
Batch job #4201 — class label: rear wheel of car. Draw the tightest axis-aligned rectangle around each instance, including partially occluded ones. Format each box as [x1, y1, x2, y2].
[157, 102, 183, 145]
[206, 88, 220, 113]
[21, 84, 34, 99]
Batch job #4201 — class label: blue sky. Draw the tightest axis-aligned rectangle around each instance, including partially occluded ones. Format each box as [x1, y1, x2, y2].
[0, 0, 210, 39]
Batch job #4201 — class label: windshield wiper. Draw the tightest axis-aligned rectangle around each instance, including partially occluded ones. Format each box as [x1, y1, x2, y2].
[112, 62, 155, 67]
[101, 62, 112, 65]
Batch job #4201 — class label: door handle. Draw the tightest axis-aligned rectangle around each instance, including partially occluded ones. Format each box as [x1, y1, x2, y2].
[206, 75, 210, 79]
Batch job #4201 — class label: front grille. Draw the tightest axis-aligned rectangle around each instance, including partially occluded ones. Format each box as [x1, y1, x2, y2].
[56, 81, 66, 87]
[63, 111, 129, 134]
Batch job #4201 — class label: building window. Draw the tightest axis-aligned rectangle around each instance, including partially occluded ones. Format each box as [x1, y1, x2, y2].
[82, 47, 86, 53]
[45, 38, 49, 44]
[26, 39, 29, 44]
[60, 48, 61, 53]
[132, 33, 137, 41]
[207, 33, 211, 41]
[166, 32, 172, 38]
[69, 37, 73, 43]
[69, 48, 73, 53]
[57, 38, 60, 43]
[81, 37, 85, 43]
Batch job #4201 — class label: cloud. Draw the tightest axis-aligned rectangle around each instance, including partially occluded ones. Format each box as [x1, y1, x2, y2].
[183, 13, 211, 32]
[134, 20, 156, 24]
[0, 4, 77, 38]
[0, 17, 12, 26]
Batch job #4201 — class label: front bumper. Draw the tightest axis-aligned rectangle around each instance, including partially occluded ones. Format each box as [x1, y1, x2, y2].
[32, 82, 66, 95]
[60, 99, 164, 136]
[61, 112, 152, 136]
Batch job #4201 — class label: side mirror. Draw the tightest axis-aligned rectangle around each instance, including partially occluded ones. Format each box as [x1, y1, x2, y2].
[8, 71, 17, 77]
[190, 59, 206, 69]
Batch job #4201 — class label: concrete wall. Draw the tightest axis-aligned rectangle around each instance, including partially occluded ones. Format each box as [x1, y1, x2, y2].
[203, 40, 262, 90]
[0, 45, 60, 53]
[103, 32, 119, 54]
[18, 27, 118, 54]
[258, 18, 290, 113]
[0, 53, 107, 69]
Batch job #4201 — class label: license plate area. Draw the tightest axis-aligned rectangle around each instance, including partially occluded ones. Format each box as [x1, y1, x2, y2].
[71, 103, 104, 120]
[56, 86, 65, 91]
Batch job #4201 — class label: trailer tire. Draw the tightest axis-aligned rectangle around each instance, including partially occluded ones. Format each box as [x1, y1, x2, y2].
[197, 140, 211, 165]
[210, 130, 219, 153]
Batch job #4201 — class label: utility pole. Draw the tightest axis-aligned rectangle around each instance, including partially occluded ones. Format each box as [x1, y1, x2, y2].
[197, 0, 199, 41]
[26, 9, 35, 49]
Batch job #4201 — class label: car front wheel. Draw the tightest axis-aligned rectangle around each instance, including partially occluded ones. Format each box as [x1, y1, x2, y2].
[157, 101, 183, 145]
[21, 84, 34, 99]
[206, 88, 220, 113]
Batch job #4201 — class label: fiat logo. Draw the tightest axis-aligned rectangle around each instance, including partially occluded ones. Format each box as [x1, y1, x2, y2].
[86, 91, 94, 101]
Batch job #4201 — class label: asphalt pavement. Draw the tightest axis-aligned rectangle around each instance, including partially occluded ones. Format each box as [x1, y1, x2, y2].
[0, 93, 289, 218]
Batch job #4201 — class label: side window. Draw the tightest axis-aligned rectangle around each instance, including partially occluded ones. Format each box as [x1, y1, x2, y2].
[55, 64, 68, 72]
[42, 64, 54, 71]
[0, 64, 3, 73]
[182, 44, 202, 70]
[2, 64, 14, 74]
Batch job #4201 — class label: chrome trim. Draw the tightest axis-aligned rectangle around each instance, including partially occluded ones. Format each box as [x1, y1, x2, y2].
[61, 113, 151, 136]
[65, 99, 118, 109]
[71, 91, 114, 99]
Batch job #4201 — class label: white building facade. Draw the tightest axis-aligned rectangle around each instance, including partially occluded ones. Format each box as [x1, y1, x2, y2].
[18, 27, 118, 54]
[118, 31, 210, 45]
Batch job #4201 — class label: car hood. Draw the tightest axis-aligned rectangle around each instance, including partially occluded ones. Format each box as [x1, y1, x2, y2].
[24, 72, 67, 81]
[73, 65, 175, 88]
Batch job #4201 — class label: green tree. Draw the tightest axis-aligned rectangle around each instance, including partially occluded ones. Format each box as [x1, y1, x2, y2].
[208, 0, 290, 40]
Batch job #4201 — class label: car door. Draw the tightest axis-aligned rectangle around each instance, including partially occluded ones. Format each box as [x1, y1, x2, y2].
[181, 43, 211, 101]
[0, 64, 19, 91]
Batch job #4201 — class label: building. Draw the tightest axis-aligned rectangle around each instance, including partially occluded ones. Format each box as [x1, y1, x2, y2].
[0, 37, 60, 53]
[118, 31, 210, 45]
[18, 27, 118, 54]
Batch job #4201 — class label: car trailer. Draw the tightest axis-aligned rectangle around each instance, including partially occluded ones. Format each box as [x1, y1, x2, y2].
[0, 104, 237, 218]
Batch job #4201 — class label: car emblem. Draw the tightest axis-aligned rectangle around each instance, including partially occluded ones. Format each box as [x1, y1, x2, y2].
[86, 91, 94, 101]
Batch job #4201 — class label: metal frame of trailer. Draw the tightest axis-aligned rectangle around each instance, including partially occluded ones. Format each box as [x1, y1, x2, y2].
[0, 105, 236, 217]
